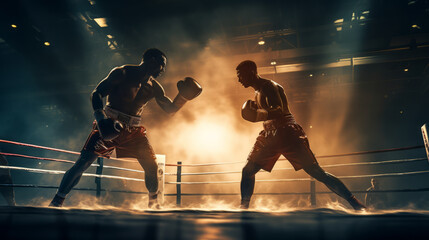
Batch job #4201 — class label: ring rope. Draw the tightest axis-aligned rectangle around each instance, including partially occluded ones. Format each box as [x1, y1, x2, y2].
[166, 187, 429, 196]
[1, 139, 424, 167]
[171, 157, 427, 176]
[0, 139, 136, 163]
[1, 184, 428, 196]
[161, 145, 426, 167]
[164, 161, 246, 167]
[0, 184, 150, 194]
[165, 170, 429, 184]
[0, 152, 75, 164]
[315, 145, 425, 158]
[0, 139, 199, 167]
[2, 152, 426, 177]
[0, 152, 147, 174]
[274, 157, 428, 171]
[0, 165, 145, 182]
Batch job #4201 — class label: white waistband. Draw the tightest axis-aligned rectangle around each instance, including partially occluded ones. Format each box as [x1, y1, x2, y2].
[105, 106, 142, 127]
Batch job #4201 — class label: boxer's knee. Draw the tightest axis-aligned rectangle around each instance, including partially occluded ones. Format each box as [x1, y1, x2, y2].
[72, 150, 98, 173]
[242, 162, 259, 179]
[140, 158, 158, 175]
[304, 165, 330, 182]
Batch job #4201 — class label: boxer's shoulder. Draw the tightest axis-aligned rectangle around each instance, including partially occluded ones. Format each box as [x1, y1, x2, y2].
[259, 79, 278, 95]
[120, 65, 141, 77]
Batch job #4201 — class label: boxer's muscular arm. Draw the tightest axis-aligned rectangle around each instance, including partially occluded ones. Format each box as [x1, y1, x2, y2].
[91, 68, 124, 111]
[151, 79, 185, 114]
[91, 68, 125, 141]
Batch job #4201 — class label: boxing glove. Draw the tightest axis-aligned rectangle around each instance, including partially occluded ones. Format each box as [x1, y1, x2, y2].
[94, 109, 123, 141]
[177, 77, 202, 100]
[241, 100, 268, 122]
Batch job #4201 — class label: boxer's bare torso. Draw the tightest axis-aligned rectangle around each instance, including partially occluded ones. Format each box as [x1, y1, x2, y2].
[254, 78, 292, 119]
[92, 57, 178, 116]
[106, 65, 156, 115]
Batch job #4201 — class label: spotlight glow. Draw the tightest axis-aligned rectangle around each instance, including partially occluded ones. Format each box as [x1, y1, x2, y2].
[191, 121, 230, 153]
[172, 113, 244, 159]
[94, 18, 108, 27]
[11, 24, 17, 28]
[44, 42, 50, 46]
[258, 40, 265, 45]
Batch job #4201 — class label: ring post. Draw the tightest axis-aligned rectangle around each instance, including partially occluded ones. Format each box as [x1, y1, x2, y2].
[95, 157, 104, 199]
[310, 177, 316, 207]
[176, 161, 182, 206]
[156, 154, 165, 205]
[421, 124, 429, 162]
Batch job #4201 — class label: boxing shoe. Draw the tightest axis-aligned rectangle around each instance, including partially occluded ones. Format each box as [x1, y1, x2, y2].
[148, 199, 161, 210]
[240, 199, 250, 209]
[148, 192, 161, 209]
[49, 194, 65, 207]
[348, 195, 366, 210]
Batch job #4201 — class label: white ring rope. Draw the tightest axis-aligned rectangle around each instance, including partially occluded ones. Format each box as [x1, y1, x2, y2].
[7, 165, 429, 185]
[172, 157, 428, 176]
[165, 170, 429, 184]
[0, 165, 145, 182]
[2, 151, 427, 178]
[0, 139, 136, 163]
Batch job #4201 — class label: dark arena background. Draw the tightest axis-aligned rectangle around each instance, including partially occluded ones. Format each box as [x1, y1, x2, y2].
[1, 0, 429, 239]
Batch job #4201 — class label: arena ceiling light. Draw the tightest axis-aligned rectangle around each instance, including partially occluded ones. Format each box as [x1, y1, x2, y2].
[258, 39, 265, 45]
[334, 19, 343, 31]
[94, 18, 108, 27]
[334, 18, 344, 24]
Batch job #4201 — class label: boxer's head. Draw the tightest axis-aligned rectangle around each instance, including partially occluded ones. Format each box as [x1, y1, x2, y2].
[142, 48, 167, 78]
[236, 60, 258, 88]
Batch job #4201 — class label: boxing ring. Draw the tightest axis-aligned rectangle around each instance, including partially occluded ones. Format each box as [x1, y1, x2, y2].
[0, 124, 429, 239]
[1, 140, 428, 207]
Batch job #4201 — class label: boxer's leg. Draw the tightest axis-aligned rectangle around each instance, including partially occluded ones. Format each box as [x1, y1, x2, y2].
[240, 161, 262, 209]
[50, 150, 98, 207]
[303, 165, 365, 210]
[126, 133, 159, 208]
[241, 131, 278, 209]
[137, 156, 159, 207]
